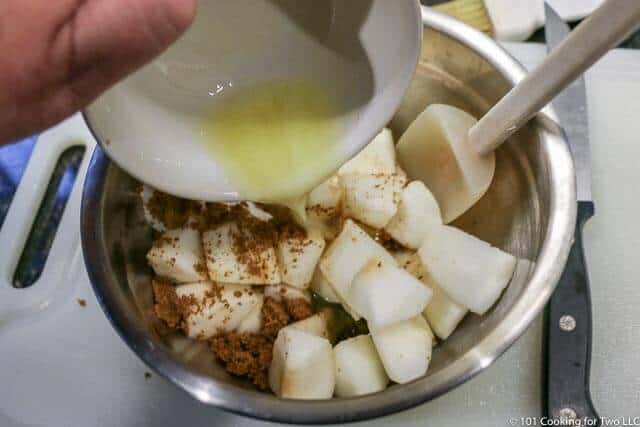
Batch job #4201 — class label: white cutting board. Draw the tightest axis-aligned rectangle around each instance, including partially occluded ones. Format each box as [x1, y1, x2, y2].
[0, 44, 638, 427]
[505, 42, 640, 419]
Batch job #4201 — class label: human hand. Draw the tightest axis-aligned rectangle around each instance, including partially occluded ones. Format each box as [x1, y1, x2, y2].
[0, 0, 197, 143]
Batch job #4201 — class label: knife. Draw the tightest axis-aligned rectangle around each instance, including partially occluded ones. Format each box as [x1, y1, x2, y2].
[544, 4, 600, 426]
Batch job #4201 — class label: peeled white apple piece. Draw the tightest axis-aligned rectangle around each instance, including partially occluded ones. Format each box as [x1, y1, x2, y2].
[282, 196, 309, 227]
[423, 282, 468, 340]
[140, 185, 166, 232]
[339, 128, 396, 175]
[371, 316, 433, 384]
[385, 181, 443, 249]
[413, 313, 436, 343]
[334, 335, 389, 397]
[342, 174, 400, 229]
[287, 313, 329, 340]
[264, 285, 310, 303]
[418, 225, 516, 315]
[306, 176, 343, 221]
[236, 293, 265, 334]
[305, 176, 344, 240]
[310, 269, 341, 304]
[277, 229, 326, 289]
[397, 252, 467, 340]
[147, 228, 207, 284]
[392, 249, 417, 271]
[395, 163, 409, 189]
[305, 219, 341, 242]
[348, 260, 432, 330]
[396, 104, 495, 223]
[319, 220, 396, 318]
[203, 222, 280, 285]
[175, 282, 260, 339]
[269, 328, 335, 399]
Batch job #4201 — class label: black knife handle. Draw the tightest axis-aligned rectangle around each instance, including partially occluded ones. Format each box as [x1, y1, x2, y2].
[546, 201, 600, 426]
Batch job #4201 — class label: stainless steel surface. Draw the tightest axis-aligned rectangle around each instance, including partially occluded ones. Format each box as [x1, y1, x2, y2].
[545, 4, 592, 202]
[470, 0, 640, 155]
[79, 8, 577, 424]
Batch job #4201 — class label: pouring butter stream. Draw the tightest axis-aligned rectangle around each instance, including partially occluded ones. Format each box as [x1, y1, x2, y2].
[201, 80, 343, 207]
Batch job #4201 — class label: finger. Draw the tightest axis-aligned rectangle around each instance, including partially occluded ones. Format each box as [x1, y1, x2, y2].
[61, 0, 197, 95]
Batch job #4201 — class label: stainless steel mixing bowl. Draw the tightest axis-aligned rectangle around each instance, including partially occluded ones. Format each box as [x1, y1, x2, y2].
[81, 8, 576, 424]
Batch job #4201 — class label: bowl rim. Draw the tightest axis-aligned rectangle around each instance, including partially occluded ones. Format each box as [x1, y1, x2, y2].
[81, 6, 577, 424]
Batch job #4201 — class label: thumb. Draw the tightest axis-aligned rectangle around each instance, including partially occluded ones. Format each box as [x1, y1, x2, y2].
[66, 0, 197, 95]
[0, 0, 197, 143]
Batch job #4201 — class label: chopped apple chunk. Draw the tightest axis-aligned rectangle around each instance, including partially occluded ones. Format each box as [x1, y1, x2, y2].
[424, 283, 468, 340]
[147, 228, 207, 284]
[236, 293, 265, 334]
[203, 222, 280, 285]
[175, 282, 260, 339]
[310, 269, 341, 304]
[140, 185, 166, 232]
[269, 328, 335, 399]
[287, 313, 329, 340]
[342, 173, 400, 229]
[264, 285, 310, 303]
[348, 260, 432, 330]
[306, 176, 343, 220]
[305, 175, 344, 240]
[371, 316, 433, 384]
[277, 228, 326, 289]
[339, 128, 396, 176]
[398, 252, 468, 340]
[418, 225, 516, 315]
[385, 181, 442, 249]
[334, 335, 388, 397]
[319, 220, 396, 319]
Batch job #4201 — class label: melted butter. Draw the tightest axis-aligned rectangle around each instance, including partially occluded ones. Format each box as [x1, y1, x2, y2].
[201, 81, 341, 202]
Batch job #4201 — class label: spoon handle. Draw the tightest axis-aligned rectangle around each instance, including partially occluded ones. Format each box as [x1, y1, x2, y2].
[470, 0, 640, 155]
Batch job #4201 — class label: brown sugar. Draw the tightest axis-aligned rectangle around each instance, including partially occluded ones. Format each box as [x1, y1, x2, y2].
[260, 297, 290, 340]
[232, 228, 275, 280]
[145, 190, 201, 230]
[152, 278, 203, 333]
[209, 296, 313, 391]
[152, 278, 182, 329]
[230, 221, 278, 282]
[284, 298, 314, 321]
[210, 332, 273, 390]
[197, 203, 239, 230]
[152, 281, 318, 393]
[198, 202, 274, 232]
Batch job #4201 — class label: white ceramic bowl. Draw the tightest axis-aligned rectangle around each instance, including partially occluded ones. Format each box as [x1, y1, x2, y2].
[84, 0, 422, 201]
